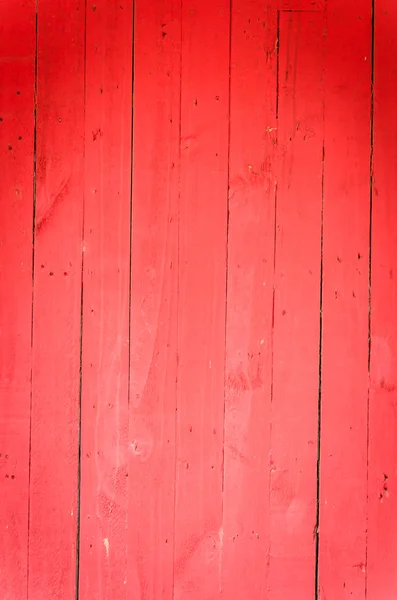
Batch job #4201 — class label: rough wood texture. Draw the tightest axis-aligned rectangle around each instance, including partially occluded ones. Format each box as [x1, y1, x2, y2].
[79, 2, 133, 598]
[1, 1, 395, 599]
[0, 1, 36, 597]
[173, 2, 230, 598]
[127, 1, 180, 597]
[270, 11, 325, 599]
[367, 2, 397, 598]
[222, 2, 277, 597]
[319, 1, 372, 597]
[28, 1, 85, 598]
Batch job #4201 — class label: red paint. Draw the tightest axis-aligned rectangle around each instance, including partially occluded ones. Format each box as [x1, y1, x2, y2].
[28, 1, 85, 598]
[173, 2, 229, 597]
[278, 0, 325, 8]
[367, 2, 397, 598]
[127, 1, 180, 597]
[270, 12, 325, 599]
[222, 2, 277, 597]
[319, 1, 372, 597]
[0, 2, 35, 597]
[79, 2, 133, 598]
[1, 1, 396, 599]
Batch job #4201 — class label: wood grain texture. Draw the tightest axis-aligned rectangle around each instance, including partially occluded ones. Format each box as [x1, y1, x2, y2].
[318, 0, 372, 597]
[221, 2, 277, 597]
[0, 1, 36, 597]
[269, 12, 324, 600]
[127, 1, 181, 598]
[278, 0, 325, 10]
[367, 2, 397, 598]
[2, 3, 397, 599]
[173, 1, 230, 598]
[78, 2, 133, 598]
[28, 1, 85, 598]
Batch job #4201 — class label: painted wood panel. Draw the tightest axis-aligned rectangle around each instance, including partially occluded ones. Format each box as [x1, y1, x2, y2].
[318, 0, 372, 598]
[172, 2, 230, 598]
[1, 1, 396, 599]
[278, 0, 325, 9]
[367, 2, 397, 598]
[269, 11, 325, 599]
[0, 2, 36, 597]
[222, 2, 277, 598]
[78, 2, 133, 598]
[28, 1, 85, 598]
[127, 1, 180, 598]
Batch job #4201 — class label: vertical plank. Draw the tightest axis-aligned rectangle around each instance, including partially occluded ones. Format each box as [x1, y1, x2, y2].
[173, 0, 230, 598]
[28, 1, 85, 598]
[0, 2, 36, 597]
[269, 12, 324, 599]
[221, 2, 277, 597]
[79, 2, 133, 598]
[367, 3, 397, 598]
[127, 1, 181, 598]
[319, 0, 372, 597]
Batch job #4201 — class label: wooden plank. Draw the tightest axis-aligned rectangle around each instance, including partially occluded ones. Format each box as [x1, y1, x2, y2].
[269, 12, 324, 599]
[127, 1, 181, 598]
[78, 2, 133, 598]
[318, 0, 372, 597]
[172, 1, 230, 598]
[28, 1, 85, 598]
[221, 2, 277, 597]
[0, 2, 36, 597]
[278, 0, 325, 10]
[367, 2, 397, 597]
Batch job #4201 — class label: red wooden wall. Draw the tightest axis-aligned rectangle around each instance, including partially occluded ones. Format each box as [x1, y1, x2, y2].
[0, 1, 396, 599]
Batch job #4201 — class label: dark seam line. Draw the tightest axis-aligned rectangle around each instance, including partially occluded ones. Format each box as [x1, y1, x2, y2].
[219, 0, 233, 593]
[27, 4, 39, 599]
[75, 2, 88, 598]
[125, 0, 136, 588]
[280, 9, 323, 12]
[365, 2, 375, 597]
[314, 134, 325, 600]
[315, 14, 326, 599]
